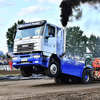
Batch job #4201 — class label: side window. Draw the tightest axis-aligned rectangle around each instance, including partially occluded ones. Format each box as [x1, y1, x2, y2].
[45, 26, 49, 37]
[57, 28, 61, 37]
[49, 26, 55, 37]
[44, 25, 55, 42]
[44, 25, 49, 42]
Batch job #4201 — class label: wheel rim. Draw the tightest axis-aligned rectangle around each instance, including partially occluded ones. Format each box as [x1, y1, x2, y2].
[85, 73, 89, 82]
[50, 64, 57, 75]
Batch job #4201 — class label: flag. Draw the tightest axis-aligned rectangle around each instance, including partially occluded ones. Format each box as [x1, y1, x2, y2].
[86, 47, 91, 53]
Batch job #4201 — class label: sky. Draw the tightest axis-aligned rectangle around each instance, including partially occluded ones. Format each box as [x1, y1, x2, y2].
[0, 0, 100, 54]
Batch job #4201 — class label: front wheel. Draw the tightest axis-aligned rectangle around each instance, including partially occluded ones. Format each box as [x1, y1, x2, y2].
[45, 61, 60, 77]
[20, 67, 33, 77]
[82, 69, 91, 84]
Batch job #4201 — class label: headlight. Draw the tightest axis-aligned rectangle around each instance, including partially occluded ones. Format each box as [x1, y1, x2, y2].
[12, 57, 17, 60]
[14, 49, 17, 52]
[33, 55, 41, 58]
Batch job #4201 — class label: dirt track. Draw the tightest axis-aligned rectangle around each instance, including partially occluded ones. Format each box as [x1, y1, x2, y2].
[0, 77, 100, 100]
[0, 70, 21, 75]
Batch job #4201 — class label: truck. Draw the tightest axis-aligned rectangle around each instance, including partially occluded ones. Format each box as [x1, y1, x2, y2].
[12, 20, 93, 84]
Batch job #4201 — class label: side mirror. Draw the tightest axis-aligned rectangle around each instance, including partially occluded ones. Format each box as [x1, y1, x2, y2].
[45, 36, 49, 39]
[13, 29, 17, 39]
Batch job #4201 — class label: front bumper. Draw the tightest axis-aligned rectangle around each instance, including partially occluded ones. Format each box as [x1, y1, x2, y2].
[12, 53, 49, 68]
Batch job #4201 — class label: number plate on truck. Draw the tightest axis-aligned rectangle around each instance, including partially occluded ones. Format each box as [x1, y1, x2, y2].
[21, 59, 27, 61]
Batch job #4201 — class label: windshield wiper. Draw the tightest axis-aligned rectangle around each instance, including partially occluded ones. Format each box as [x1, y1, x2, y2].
[30, 36, 33, 38]
[19, 38, 22, 40]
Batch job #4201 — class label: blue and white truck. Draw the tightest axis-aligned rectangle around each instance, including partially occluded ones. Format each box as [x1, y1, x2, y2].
[13, 20, 93, 84]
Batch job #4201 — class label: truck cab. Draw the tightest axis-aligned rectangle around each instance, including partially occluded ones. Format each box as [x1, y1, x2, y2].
[13, 20, 64, 77]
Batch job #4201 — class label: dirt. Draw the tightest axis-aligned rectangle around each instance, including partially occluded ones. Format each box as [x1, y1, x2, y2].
[0, 71, 100, 100]
[0, 70, 21, 75]
[20, 89, 100, 100]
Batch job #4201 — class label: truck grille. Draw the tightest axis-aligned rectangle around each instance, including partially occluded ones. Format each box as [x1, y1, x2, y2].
[17, 43, 34, 52]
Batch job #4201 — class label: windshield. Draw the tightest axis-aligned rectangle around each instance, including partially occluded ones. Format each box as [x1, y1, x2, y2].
[15, 25, 44, 39]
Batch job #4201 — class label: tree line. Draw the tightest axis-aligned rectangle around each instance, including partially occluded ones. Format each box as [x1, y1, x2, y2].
[66, 26, 100, 57]
[6, 20, 100, 57]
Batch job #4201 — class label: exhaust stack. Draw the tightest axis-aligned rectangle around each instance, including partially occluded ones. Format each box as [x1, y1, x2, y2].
[63, 27, 66, 55]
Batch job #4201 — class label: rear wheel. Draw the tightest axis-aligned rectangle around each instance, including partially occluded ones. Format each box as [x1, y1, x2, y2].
[20, 67, 33, 77]
[54, 76, 59, 83]
[54, 74, 69, 83]
[82, 69, 91, 84]
[71, 77, 81, 84]
[45, 61, 60, 77]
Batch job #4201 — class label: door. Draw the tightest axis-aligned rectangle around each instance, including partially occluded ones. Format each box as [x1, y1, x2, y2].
[43, 24, 56, 56]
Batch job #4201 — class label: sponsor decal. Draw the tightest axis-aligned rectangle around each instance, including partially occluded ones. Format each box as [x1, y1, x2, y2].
[22, 45, 28, 47]
[21, 59, 27, 61]
[18, 20, 45, 28]
[44, 43, 52, 47]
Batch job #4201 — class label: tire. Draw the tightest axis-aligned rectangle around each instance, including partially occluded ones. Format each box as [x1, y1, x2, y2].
[54, 77, 59, 83]
[60, 74, 69, 83]
[71, 77, 81, 84]
[54, 74, 69, 83]
[81, 69, 91, 84]
[54, 75, 62, 83]
[20, 67, 33, 77]
[45, 61, 60, 77]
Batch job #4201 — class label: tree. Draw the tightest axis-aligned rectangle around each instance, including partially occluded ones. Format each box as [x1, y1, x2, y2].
[6, 20, 25, 51]
[88, 34, 100, 57]
[96, 37, 100, 57]
[80, 35, 88, 55]
[66, 26, 85, 56]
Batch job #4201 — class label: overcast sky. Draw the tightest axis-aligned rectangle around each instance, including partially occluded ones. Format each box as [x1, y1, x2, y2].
[0, 0, 100, 54]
